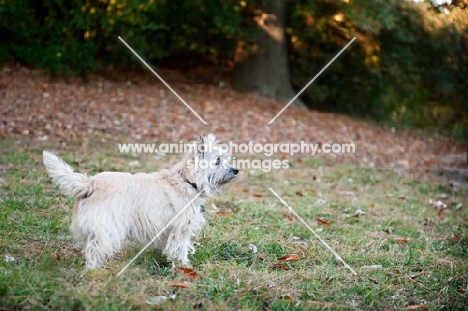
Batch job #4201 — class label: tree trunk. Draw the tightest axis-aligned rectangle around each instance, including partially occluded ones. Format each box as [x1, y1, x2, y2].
[232, 0, 304, 107]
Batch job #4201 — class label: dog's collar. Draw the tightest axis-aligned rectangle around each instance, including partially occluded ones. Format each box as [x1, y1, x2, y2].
[179, 170, 199, 192]
[186, 180, 198, 191]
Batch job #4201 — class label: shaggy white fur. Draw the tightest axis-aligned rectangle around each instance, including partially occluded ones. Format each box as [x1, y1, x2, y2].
[43, 134, 238, 269]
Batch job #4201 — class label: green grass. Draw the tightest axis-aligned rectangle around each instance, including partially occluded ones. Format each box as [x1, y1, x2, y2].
[0, 139, 467, 310]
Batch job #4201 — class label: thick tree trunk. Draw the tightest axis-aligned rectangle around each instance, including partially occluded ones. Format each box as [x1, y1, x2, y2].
[232, 0, 304, 107]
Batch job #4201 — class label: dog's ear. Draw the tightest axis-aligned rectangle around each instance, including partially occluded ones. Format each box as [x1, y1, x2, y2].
[198, 134, 205, 145]
[197, 134, 205, 159]
[206, 133, 216, 143]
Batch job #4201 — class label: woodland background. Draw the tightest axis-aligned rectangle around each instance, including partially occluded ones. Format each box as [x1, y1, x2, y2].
[1, 0, 467, 139]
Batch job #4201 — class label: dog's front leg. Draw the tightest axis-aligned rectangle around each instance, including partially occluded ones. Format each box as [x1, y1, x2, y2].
[163, 227, 194, 266]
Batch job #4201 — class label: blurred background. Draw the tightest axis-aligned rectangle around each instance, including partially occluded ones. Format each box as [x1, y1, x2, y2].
[0, 0, 467, 140]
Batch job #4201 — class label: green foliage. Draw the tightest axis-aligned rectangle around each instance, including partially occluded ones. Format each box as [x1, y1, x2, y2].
[287, 0, 468, 138]
[1, 0, 99, 75]
[0, 0, 255, 76]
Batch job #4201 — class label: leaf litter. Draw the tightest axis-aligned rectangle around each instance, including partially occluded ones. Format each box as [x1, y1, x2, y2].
[1, 66, 464, 185]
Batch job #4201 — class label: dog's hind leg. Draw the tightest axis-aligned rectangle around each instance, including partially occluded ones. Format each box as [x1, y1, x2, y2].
[70, 199, 90, 249]
[84, 231, 121, 269]
[84, 233, 109, 269]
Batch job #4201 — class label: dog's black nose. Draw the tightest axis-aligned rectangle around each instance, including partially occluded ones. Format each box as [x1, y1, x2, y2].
[232, 168, 239, 175]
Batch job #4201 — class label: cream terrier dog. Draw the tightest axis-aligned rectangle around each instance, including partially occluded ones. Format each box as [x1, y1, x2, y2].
[43, 134, 238, 269]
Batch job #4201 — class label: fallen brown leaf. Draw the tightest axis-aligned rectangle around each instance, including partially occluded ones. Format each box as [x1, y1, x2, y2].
[176, 267, 198, 281]
[317, 218, 330, 227]
[216, 211, 230, 216]
[396, 238, 408, 244]
[170, 282, 191, 289]
[282, 213, 294, 221]
[278, 254, 301, 261]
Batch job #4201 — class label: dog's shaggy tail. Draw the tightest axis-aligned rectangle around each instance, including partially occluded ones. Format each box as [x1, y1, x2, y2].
[43, 151, 92, 198]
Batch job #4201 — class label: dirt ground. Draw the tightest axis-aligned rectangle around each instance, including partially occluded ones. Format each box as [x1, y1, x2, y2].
[1, 65, 467, 185]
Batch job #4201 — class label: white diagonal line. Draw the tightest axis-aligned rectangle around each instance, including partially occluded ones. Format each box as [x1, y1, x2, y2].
[268, 188, 357, 276]
[118, 36, 207, 125]
[117, 190, 204, 276]
[268, 37, 356, 125]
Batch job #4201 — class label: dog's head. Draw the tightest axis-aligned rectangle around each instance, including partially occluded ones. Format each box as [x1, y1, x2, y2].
[185, 134, 238, 197]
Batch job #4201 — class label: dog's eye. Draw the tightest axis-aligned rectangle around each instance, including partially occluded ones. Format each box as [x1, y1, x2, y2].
[216, 157, 220, 166]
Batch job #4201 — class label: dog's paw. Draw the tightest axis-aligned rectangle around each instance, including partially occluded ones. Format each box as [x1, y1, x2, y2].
[177, 259, 192, 268]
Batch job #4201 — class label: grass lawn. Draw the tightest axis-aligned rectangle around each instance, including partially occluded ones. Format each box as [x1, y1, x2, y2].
[0, 139, 467, 310]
